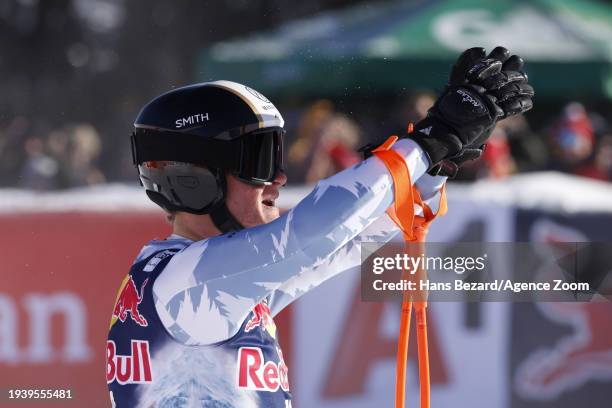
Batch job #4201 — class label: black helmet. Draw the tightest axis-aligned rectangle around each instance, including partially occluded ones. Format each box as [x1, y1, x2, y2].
[131, 80, 285, 233]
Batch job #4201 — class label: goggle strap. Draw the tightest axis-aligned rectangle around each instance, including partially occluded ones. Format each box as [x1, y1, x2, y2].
[133, 129, 241, 169]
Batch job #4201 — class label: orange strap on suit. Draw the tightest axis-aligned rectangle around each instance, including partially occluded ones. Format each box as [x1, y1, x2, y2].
[371, 133, 447, 408]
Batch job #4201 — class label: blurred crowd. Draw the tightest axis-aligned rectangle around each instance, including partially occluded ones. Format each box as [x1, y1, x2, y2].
[463, 100, 611, 182]
[0, 118, 105, 189]
[1, 95, 612, 190]
[2, 0, 611, 190]
[284, 95, 612, 184]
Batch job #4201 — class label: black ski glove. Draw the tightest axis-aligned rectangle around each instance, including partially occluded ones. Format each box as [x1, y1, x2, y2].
[409, 65, 502, 168]
[428, 47, 534, 177]
[360, 47, 534, 178]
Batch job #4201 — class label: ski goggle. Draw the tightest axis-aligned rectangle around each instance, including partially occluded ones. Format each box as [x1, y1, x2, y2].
[132, 127, 284, 185]
[234, 128, 285, 185]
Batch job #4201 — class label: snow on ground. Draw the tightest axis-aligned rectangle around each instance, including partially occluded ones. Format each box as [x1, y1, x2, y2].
[1, 172, 611, 214]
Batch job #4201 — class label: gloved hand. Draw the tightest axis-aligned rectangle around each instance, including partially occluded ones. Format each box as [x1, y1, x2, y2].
[409, 46, 534, 176]
[430, 47, 534, 177]
[471, 48, 534, 120]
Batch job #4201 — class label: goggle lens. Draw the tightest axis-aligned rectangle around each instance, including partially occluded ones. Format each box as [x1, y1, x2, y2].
[237, 129, 284, 185]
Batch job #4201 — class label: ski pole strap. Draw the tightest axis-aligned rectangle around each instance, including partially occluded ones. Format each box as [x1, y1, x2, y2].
[371, 136, 420, 408]
[372, 136, 416, 240]
[372, 136, 448, 240]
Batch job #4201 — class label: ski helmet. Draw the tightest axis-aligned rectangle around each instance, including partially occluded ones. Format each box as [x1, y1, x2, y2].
[131, 80, 285, 233]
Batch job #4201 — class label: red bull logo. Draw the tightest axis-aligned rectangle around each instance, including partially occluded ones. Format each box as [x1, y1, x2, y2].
[516, 219, 612, 399]
[237, 346, 289, 392]
[106, 340, 153, 384]
[245, 300, 276, 338]
[110, 276, 149, 328]
[515, 302, 612, 399]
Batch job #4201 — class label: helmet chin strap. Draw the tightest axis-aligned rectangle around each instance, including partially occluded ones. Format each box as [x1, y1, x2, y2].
[210, 203, 244, 233]
[207, 168, 245, 234]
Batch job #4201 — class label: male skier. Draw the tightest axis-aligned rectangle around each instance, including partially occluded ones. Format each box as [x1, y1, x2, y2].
[107, 47, 533, 406]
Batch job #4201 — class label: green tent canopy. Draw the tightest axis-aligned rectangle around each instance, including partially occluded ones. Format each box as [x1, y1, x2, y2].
[198, 0, 612, 99]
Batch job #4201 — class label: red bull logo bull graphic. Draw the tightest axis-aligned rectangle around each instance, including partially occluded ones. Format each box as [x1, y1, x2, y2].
[515, 302, 612, 399]
[237, 346, 290, 392]
[106, 340, 153, 384]
[516, 219, 612, 399]
[245, 300, 276, 338]
[110, 276, 149, 328]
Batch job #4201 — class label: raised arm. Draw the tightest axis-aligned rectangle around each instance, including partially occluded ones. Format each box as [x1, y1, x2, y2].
[268, 174, 447, 316]
[152, 139, 429, 345]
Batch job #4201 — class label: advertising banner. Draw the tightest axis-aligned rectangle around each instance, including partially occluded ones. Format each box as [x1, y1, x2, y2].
[1, 175, 611, 407]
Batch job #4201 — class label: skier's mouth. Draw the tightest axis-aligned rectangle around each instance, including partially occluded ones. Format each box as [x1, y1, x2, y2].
[262, 199, 275, 207]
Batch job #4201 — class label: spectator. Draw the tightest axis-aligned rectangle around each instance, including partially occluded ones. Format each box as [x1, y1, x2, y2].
[19, 136, 60, 190]
[547, 102, 594, 174]
[286, 100, 334, 183]
[500, 114, 548, 173]
[65, 124, 106, 187]
[46, 128, 71, 188]
[575, 134, 612, 182]
[304, 113, 361, 183]
[0, 116, 30, 186]
[480, 127, 516, 179]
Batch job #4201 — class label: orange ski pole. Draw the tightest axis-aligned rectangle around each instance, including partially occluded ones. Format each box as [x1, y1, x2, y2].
[395, 297, 412, 406]
[372, 132, 447, 408]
